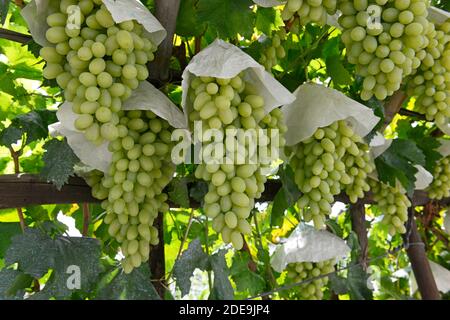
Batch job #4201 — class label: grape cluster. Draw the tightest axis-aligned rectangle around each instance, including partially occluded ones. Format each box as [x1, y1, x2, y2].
[407, 20, 450, 126]
[289, 120, 372, 228]
[281, 0, 337, 25]
[86, 110, 174, 273]
[189, 75, 287, 249]
[40, 0, 156, 143]
[338, 0, 431, 101]
[342, 142, 375, 203]
[427, 156, 450, 200]
[369, 179, 411, 235]
[259, 29, 287, 71]
[285, 259, 335, 300]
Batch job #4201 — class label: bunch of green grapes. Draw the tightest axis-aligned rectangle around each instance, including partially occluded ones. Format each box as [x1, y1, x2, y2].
[427, 156, 450, 200]
[338, 0, 431, 101]
[40, 0, 156, 143]
[281, 0, 338, 25]
[259, 28, 287, 71]
[289, 120, 368, 229]
[407, 20, 450, 126]
[86, 110, 174, 273]
[342, 141, 375, 203]
[285, 259, 335, 300]
[369, 178, 411, 235]
[189, 75, 287, 249]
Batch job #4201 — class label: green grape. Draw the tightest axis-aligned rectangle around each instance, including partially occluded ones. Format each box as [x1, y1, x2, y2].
[259, 28, 287, 71]
[282, 0, 337, 26]
[87, 110, 174, 274]
[369, 178, 411, 235]
[288, 120, 372, 229]
[41, 1, 157, 143]
[189, 75, 287, 250]
[427, 156, 450, 200]
[407, 20, 450, 126]
[284, 259, 336, 300]
[338, 0, 431, 101]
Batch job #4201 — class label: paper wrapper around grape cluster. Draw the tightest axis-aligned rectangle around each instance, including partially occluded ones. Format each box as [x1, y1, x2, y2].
[270, 224, 350, 273]
[22, 0, 167, 48]
[49, 81, 186, 173]
[181, 39, 296, 128]
[368, 133, 433, 190]
[281, 82, 380, 147]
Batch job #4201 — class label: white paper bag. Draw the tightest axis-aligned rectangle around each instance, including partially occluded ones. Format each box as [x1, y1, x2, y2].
[281, 82, 380, 146]
[270, 224, 350, 273]
[22, 0, 166, 47]
[181, 39, 296, 127]
[50, 81, 185, 173]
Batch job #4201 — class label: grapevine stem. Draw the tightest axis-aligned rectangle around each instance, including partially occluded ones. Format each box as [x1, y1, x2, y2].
[204, 217, 213, 292]
[167, 209, 195, 282]
[9, 147, 26, 232]
[82, 203, 90, 237]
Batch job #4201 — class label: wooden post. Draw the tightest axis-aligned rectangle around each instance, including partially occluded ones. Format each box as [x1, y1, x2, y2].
[350, 200, 368, 270]
[405, 212, 441, 300]
[148, 0, 181, 84]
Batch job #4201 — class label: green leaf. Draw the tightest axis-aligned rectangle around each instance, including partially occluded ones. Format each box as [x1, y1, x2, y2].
[173, 238, 209, 296]
[198, 0, 255, 39]
[168, 177, 190, 208]
[230, 252, 265, 296]
[0, 126, 21, 146]
[27, 40, 42, 59]
[5, 228, 102, 299]
[329, 266, 372, 300]
[255, 7, 283, 36]
[189, 180, 208, 204]
[279, 165, 301, 206]
[0, 269, 26, 300]
[346, 265, 373, 300]
[176, 0, 206, 37]
[0, 223, 21, 258]
[391, 139, 425, 166]
[96, 265, 160, 300]
[326, 55, 352, 86]
[375, 139, 425, 195]
[209, 250, 234, 300]
[40, 139, 79, 190]
[396, 120, 441, 172]
[6, 228, 54, 278]
[270, 189, 288, 227]
[0, 0, 10, 24]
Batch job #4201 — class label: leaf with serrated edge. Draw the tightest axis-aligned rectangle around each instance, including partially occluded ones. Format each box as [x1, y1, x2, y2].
[41, 139, 79, 190]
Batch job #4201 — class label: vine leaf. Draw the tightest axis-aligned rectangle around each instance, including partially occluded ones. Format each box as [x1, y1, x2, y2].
[0, 222, 21, 259]
[0, 110, 57, 147]
[326, 55, 352, 87]
[176, 0, 206, 37]
[271, 165, 301, 226]
[230, 252, 265, 296]
[0, 269, 29, 300]
[375, 139, 425, 195]
[396, 120, 442, 172]
[40, 138, 79, 190]
[173, 238, 234, 299]
[5, 228, 102, 299]
[173, 238, 209, 297]
[96, 265, 160, 300]
[329, 265, 372, 300]
[0, 0, 10, 24]
[209, 249, 234, 300]
[198, 0, 255, 39]
[255, 7, 283, 36]
[168, 177, 190, 208]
